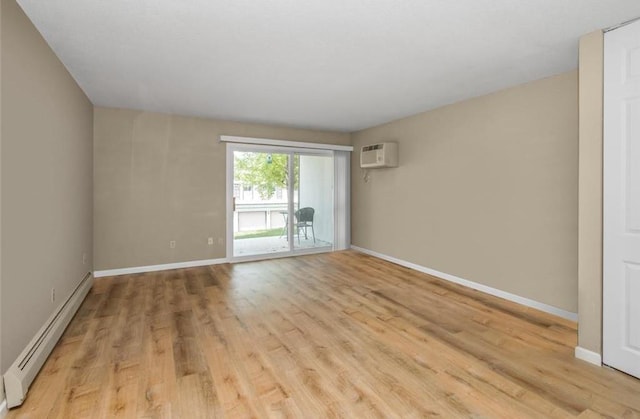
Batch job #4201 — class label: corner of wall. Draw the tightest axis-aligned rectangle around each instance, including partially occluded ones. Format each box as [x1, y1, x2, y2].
[577, 29, 604, 356]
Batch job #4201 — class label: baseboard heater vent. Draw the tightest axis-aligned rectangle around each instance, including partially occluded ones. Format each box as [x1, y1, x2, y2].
[3, 272, 93, 408]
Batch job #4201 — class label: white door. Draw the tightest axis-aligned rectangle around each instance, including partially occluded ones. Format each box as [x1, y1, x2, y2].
[603, 20, 640, 379]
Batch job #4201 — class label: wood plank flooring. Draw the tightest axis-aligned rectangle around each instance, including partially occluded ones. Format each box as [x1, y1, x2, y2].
[7, 250, 640, 418]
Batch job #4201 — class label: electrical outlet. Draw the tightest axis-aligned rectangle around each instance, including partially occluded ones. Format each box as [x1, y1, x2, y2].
[51, 288, 56, 303]
[207, 237, 214, 245]
[169, 240, 176, 249]
[82, 252, 87, 265]
[218, 237, 223, 245]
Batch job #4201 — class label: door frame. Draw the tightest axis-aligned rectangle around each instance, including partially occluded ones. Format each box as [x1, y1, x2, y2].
[225, 142, 337, 263]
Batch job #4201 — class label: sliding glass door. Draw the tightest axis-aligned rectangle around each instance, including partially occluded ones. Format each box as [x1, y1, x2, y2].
[292, 154, 334, 251]
[228, 144, 334, 260]
[231, 150, 292, 257]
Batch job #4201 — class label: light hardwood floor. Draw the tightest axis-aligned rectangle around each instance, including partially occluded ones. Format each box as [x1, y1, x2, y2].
[7, 251, 640, 418]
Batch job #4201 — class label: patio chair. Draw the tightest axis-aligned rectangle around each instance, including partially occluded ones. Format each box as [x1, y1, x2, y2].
[294, 207, 315, 243]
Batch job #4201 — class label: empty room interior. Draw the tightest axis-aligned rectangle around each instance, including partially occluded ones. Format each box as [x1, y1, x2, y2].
[2, 0, 640, 417]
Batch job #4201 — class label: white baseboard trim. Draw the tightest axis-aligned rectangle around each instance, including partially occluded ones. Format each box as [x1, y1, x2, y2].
[94, 258, 228, 278]
[0, 399, 7, 418]
[574, 346, 602, 366]
[350, 245, 578, 322]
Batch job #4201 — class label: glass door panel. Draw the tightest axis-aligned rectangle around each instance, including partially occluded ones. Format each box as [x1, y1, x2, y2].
[292, 153, 334, 250]
[232, 151, 291, 257]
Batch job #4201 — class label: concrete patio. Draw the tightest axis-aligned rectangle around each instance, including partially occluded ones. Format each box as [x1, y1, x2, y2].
[233, 234, 331, 257]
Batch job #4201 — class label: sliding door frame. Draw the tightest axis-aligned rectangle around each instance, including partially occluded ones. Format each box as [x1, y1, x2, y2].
[226, 142, 338, 263]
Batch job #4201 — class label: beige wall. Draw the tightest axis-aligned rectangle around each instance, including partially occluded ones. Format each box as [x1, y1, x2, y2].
[352, 71, 579, 313]
[1, 0, 93, 369]
[578, 31, 604, 354]
[0, 0, 3, 404]
[94, 107, 349, 270]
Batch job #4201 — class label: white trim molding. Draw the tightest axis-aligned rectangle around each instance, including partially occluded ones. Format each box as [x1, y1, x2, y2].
[220, 135, 354, 152]
[94, 258, 228, 278]
[0, 380, 6, 418]
[574, 346, 602, 366]
[350, 245, 579, 322]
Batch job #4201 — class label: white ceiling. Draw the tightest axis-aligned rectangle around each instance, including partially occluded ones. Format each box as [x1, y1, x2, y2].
[16, 0, 640, 132]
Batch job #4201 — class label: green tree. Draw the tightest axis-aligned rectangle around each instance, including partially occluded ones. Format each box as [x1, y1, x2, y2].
[234, 152, 298, 199]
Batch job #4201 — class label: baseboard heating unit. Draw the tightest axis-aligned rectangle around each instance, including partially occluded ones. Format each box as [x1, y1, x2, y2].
[3, 272, 93, 408]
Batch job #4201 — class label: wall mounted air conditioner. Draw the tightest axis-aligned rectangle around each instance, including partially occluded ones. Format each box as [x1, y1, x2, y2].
[360, 142, 398, 168]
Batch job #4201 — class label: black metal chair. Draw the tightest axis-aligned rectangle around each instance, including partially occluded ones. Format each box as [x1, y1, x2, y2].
[294, 207, 315, 243]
